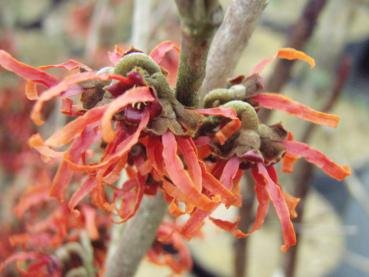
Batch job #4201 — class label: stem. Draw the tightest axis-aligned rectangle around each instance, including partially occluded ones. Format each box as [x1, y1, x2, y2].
[199, 0, 267, 104]
[234, 173, 255, 277]
[283, 55, 351, 277]
[260, 0, 327, 122]
[105, 194, 167, 277]
[174, 0, 223, 106]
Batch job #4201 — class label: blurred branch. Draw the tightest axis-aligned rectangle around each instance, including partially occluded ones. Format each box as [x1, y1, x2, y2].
[131, 0, 155, 51]
[260, 0, 328, 122]
[284, 55, 351, 277]
[105, 194, 167, 277]
[174, 0, 223, 106]
[199, 0, 267, 104]
[85, 0, 110, 60]
[234, 173, 255, 277]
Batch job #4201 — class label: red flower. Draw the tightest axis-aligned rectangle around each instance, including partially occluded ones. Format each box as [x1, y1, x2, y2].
[0, 41, 352, 275]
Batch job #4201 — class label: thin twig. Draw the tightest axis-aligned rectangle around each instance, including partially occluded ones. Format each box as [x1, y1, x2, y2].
[104, 194, 167, 277]
[284, 55, 351, 277]
[260, 0, 327, 122]
[85, 0, 109, 60]
[199, 0, 267, 104]
[174, 0, 223, 106]
[234, 173, 255, 277]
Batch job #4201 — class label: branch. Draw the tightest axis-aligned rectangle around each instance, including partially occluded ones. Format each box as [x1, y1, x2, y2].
[199, 0, 267, 104]
[131, 0, 155, 52]
[260, 0, 327, 122]
[174, 0, 223, 106]
[105, 194, 167, 277]
[234, 173, 255, 277]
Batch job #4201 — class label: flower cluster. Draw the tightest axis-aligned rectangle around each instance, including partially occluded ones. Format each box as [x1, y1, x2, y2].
[0, 41, 351, 275]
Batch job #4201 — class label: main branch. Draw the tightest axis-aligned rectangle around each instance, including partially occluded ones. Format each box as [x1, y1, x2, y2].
[105, 194, 167, 277]
[199, 0, 267, 103]
[175, 0, 223, 106]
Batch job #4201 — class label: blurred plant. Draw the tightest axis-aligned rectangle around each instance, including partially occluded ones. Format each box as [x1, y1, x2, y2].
[0, 1, 352, 276]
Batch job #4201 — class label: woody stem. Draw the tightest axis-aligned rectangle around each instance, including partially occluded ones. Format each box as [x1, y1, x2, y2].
[105, 194, 167, 277]
[174, 0, 223, 107]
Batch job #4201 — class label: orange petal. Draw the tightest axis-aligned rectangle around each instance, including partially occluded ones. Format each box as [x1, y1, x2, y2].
[252, 93, 340, 127]
[282, 140, 351, 181]
[0, 50, 57, 87]
[252, 163, 296, 252]
[101, 86, 154, 143]
[46, 105, 106, 148]
[162, 132, 218, 211]
[277, 48, 315, 68]
[250, 48, 315, 75]
[25, 80, 39, 100]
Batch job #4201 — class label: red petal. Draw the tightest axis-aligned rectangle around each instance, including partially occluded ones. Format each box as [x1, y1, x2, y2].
[181, 209, 209, 238]
[162, 132, 218, 211]
[101, 86, 154, 142]
[215, 119, 241, 145]
[282, 140, 351, 181]
[82, 205, 99, 240]
[38, 59, 91, 71]
[200, 161, 240, 207]
[252, 93, 340, 128]
[31, 71, 96, 125]
[46, 105, 106, 148]
[220, 156, 241, 190]
[28, 134, 63, 162]
[177, 137, 202, 192]
[0, 50, 57, 87]
[252, 163, 296, 252]
[68, 177, 96, 214]
[195, 107, 238, 119]
[65, 111, 149, 172]
[150, 41, 180, 87]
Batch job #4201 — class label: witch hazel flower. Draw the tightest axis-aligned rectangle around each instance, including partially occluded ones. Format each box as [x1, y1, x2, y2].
[0, 42, 350, 274]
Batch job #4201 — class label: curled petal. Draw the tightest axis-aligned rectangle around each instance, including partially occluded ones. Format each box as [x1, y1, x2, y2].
[220, 156, 241, 190]
[162, 132, 218, 211]
[101, 86, 154, 143]
[200, 161, 240, 207]
[150, 41, 180, 86]
[108, 45, 125, 65]
[195, 107, 238, 119]
[252, 163, 296, 252]
[251, 48, 315, 75]
[252, 93, 340, 128]
[46, 106, 106, 148]
[177, 137, 202, 192]
[0, 50, 57, 87]
[68, 177, 96, 214]
[38, 59, 91, 71]
[282, 140, 351, 181]
[25, 80, 39, 100]
[31, 71, 97, 125]
[28, 134, 63, 161]
[215, 119, 241, 145]
[181, 209, 209, 238]
[82, 205, 99, 240]
[277, 48, 315, 68]
[65, 111, 149, 172]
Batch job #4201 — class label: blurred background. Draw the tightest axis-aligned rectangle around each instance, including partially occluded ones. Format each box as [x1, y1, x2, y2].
[0, 0, 368, 276]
